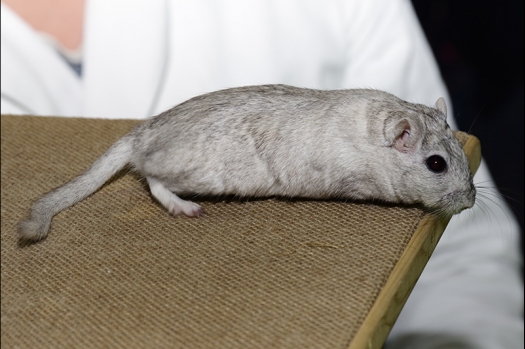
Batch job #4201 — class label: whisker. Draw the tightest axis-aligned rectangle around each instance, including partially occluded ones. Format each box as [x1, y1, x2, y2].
[476, 192, 514, 230]
[477, 188, 523, 206]
[467, 102, 488, 134]
[474, 198, 491, 222]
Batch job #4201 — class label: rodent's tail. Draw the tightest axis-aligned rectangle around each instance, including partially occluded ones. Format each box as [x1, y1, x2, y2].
[18, 134, 135, 241]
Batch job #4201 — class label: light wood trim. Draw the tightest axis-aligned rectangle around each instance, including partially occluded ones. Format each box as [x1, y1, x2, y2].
[348, 133, 481, 349]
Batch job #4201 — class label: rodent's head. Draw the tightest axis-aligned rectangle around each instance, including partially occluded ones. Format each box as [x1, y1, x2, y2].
[382, 97, 476, 215]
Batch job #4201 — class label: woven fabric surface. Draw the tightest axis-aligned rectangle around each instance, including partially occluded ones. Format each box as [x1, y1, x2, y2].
[1, 115, 428, 349]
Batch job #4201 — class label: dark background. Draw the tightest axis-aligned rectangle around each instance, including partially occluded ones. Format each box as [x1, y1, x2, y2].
[411, 1, 524, 254]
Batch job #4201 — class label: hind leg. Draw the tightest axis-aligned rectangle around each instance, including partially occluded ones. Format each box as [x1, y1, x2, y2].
[146, 177, 204, 217]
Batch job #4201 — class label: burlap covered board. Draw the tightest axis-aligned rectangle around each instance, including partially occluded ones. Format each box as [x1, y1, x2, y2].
[1, 115, 480, 349]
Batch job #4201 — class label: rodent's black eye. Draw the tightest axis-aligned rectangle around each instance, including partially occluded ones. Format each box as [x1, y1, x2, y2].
[426, 155, 447, 173]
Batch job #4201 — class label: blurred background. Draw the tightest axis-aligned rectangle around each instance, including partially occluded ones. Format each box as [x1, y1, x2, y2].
[411, 0, 524, 255]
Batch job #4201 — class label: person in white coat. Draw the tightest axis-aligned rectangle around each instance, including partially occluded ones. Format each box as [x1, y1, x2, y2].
[1, 1, 523, 348]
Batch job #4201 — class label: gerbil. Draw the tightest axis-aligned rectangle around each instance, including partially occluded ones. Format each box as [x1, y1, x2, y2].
[18, 84, 476, 240]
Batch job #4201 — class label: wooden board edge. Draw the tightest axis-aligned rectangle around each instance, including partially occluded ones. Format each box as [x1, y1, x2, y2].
[348, 133, 481, 349]
[463, 134, 482, 176]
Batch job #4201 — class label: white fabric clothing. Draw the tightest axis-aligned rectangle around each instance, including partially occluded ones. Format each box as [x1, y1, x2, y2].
[2, 0, 449, 119]
[1, 1, 523, 348]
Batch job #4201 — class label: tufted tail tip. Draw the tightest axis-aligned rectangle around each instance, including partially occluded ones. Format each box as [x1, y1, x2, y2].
[17, 214, 51, 241]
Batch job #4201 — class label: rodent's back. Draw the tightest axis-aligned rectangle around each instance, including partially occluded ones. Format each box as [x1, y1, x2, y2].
[132, 85, 376, 197]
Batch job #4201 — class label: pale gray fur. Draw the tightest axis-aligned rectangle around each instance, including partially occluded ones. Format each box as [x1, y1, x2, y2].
[18, 84, 475, 240]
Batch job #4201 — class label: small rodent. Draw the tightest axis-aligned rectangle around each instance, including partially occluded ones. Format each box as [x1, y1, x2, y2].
[18, 84, 476, 241]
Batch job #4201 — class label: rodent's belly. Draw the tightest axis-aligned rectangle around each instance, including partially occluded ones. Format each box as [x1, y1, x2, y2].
[161, 163, 337, 198]
[166, 176, 281, 197]
[160, 162, 278, 197]
[166, 169, 361, 203]
[139, 143, 360, 199]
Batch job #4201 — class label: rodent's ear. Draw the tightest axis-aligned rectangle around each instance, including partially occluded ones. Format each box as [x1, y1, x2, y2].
[434, 97, 447, 121]
[384, 117, 423, 153]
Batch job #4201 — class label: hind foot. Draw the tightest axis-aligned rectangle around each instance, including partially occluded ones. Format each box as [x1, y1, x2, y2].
[167, 200, 204, 217]
[147, 177, 204, 217]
